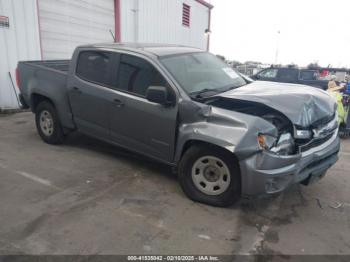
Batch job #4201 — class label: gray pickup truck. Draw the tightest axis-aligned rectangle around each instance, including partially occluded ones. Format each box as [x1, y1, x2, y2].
[17, 43, 340, 207]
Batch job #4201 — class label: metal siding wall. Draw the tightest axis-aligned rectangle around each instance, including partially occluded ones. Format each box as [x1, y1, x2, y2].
[120, 0, 135, 42]
[189, 1, 208, 50]
[120, 0, 209, 50]
[38, 0, 115, 59]
[0, 0, 41, 109]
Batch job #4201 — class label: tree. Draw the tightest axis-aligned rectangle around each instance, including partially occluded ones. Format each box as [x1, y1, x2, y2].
[307, 62, 320, 69]
[228, 60, 243, 67]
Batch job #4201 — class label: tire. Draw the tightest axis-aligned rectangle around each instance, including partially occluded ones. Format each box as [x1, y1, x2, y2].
[35, 101, 64, 145]
[178, 144, 241, 207]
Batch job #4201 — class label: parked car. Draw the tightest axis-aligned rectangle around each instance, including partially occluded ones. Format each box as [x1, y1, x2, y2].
[17, 43, 340, 206]
[251, 67, 329, 90]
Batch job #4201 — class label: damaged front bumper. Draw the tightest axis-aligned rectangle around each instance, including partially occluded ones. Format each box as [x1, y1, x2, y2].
[239, 131, 340, 196]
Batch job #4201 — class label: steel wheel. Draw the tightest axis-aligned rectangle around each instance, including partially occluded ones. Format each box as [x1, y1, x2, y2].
[39, 110, 54, 137]
[191, 156, 231, 196]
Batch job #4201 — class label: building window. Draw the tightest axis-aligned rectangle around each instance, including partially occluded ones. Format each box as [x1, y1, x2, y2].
[182, 3, 191, 27]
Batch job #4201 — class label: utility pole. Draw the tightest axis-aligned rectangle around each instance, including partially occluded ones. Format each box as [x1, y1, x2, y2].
[274, 30, 280, 65]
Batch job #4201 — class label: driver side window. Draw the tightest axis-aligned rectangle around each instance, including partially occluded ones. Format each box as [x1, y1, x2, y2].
[116, 54, 169, 97]
[258, 68, 278, 79]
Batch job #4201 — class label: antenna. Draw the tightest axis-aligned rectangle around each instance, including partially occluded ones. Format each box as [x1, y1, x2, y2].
[109, 29, 116, 42]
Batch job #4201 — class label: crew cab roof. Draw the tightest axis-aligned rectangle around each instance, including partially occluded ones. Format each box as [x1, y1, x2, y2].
[78, 42, 204, 57]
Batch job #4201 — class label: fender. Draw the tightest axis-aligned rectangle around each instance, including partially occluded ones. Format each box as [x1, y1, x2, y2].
[27, 69, 75, 130]
[174, 105, 277, 163]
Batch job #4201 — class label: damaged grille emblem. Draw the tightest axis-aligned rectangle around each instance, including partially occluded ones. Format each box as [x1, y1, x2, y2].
[313, 118, 337, 139]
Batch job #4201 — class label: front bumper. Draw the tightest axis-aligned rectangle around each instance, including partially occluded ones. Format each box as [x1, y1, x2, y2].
[239, 131, 340, 196]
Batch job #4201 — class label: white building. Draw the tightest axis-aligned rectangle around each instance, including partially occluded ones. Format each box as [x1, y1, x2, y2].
[0, 0, 213, 110]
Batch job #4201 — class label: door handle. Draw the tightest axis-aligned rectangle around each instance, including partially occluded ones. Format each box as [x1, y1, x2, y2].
[113, 98, 124, 107]
[72, 86, 82, 94]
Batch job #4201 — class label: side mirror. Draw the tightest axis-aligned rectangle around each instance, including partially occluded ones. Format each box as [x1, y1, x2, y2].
[146, 86, 169, 105]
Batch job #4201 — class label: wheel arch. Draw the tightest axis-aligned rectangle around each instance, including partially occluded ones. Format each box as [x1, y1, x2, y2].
[180, 139, 238, 160]
[31, 93, 56, 113]
[31, 93, 74, 133]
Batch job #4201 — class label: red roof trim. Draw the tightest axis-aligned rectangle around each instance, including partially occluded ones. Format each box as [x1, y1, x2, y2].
[114, 0, 121, 42]
[195, 0, 214, 9]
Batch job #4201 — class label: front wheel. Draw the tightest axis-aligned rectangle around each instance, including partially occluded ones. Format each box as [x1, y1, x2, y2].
[178, 145, 241, 207]
[35, 101, 64, 145]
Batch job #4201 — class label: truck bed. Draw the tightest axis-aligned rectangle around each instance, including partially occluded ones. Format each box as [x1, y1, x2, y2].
[20, 60, 70, 74]
[18, 59, 73, 128]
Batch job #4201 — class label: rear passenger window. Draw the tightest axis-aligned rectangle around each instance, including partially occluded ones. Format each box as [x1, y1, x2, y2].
[76, 51, 112, 86]
[116, 54, 168, 96]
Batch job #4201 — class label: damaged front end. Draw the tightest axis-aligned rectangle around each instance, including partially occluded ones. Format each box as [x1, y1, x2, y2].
[201, 90, 340, 196]
[207, 97, 297, 156]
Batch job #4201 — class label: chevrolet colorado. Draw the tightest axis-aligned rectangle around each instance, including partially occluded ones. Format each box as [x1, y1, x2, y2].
[17, 43, 340, 206]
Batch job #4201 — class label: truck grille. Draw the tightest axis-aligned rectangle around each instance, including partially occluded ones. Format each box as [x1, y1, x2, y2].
[299, 133, 333, 152]
[299, 116, 337, 153]
[311, 113, 336, 128]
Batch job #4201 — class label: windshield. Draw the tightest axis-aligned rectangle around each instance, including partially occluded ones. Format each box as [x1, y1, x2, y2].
[160, 52, 246, 96]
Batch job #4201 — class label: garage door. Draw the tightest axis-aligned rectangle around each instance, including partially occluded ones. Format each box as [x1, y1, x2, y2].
[38, 0, 115, 59]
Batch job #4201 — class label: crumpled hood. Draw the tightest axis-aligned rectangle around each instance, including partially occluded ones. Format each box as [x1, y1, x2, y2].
[217, 81, 336, 128]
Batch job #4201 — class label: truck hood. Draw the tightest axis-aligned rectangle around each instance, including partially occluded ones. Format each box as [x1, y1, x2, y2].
[216, 81, 336, 128]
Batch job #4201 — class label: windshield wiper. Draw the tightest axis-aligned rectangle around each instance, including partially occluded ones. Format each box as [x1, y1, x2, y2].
[190, 83, 247, 100]
[190, 88, 221, 99]
[218, 84, 246, 93]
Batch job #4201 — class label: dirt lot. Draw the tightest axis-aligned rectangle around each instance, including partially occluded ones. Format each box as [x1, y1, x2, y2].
[0, 112, 350, 255]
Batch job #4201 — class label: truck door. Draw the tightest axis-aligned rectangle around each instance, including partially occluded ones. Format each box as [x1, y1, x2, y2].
[67, 50, 117, 139]
[109, 53, 178, 163]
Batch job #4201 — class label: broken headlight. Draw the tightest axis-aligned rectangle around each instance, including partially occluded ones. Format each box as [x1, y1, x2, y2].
[271, 133, 295, 155]
[257, 134, 277, 150]
[258, 133, 295, 155]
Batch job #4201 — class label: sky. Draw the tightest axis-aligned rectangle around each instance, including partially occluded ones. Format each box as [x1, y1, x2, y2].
[208, 0, 350, 67]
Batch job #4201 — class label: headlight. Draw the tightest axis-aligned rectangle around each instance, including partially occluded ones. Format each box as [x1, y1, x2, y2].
[271, 133, 295, 155]
[258, 133, 295, 155]
[257, 134, 277, 150]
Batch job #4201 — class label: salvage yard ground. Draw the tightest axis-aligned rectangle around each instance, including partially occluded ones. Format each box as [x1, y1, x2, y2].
[0, 112, 350, 255]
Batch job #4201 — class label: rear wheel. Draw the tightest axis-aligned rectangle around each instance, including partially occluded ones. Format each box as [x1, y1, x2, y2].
[35, 101, 64, 144]
[178, 145, 241, 207]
